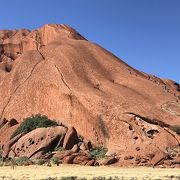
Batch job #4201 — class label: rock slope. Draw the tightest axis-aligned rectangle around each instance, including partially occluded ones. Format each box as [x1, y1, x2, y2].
[0, 24, 179, 166]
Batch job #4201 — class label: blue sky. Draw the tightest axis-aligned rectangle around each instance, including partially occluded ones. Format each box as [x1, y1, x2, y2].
[0, 0, 179, 83]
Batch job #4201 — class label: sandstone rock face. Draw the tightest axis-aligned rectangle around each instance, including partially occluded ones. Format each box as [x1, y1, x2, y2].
[2, 132, 25, 158]
[0, 24, 180, 163]
[9, 126, 67, 158]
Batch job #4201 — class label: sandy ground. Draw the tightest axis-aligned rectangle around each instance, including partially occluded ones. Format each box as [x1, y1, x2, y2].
[0, 165, 180, 180]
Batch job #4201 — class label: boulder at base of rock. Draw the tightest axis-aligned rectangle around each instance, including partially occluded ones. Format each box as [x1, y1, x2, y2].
[2, 132, 25, 158]
[150, 151, 167, 166]
[73, 154, 90, 164]
[85, 159, 95, 166]
[98, 157, 118, 165]
[71, 144, 79, 153]
[54, 150, 73, 160]
[9, 126, 67, 158]
[62, 154, 76, 164]
[63, 127, 79, 150]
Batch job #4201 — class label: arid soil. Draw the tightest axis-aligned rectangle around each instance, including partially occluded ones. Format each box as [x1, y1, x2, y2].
[0, 165, 180, 180]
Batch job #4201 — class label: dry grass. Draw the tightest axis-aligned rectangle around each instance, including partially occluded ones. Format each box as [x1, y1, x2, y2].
[0, 165, 179, 180]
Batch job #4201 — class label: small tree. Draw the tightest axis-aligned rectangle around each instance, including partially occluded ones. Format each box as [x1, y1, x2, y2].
[11, 114, 58, 139]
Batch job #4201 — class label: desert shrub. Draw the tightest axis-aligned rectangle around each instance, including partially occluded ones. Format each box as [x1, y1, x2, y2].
[89, 147, 107, 159]
[93, 177, 121, 180]
[43, 178, 56, 180]
[51, 157, 59, 166]
[42, 178, 58, 180]
[46, 162, 52, 167]
[15, 156, 29, 166]
[166, 145, 180, 157]
[60, 177, 77, 180]
[170, 125, 180, 135]
[11, 114, 58, 139]
[0, 157, 13, 166]
[54, 146, 65, 152]
[0, 161, 4, 167]
[34, 159, 47, 165]
[0, 152, 3, 167]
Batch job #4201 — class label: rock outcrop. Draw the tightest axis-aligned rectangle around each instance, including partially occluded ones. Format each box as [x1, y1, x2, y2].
[63, 127, 79, 150]
[8, 126, 67, 158]
[54, 151, 97, 166]
[0, 24, 180, 167]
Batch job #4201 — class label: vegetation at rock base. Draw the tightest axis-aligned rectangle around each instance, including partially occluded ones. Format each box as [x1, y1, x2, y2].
[33, 159, 47, 166]
[11, 114, 58, 139]
[54, 146, 65, 152]
[89, 147, 107, 159]
[0, 160, 9, 167]
[166, 145, 180, 157]
[60, 177, 78, 180]
[51, 157, 60, 166]
[15, 156, 30, 166]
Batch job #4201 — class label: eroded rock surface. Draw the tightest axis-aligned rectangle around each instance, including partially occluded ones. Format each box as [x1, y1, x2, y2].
[0, 24, 180, 167]
[9, 126, 67, 158]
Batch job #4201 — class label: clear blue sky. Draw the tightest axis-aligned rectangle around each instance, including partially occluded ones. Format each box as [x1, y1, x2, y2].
[0, 0, 179, 83]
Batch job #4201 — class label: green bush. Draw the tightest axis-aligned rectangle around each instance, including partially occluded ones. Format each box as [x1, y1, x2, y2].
[51, 157, 59, 166]
[0, 159, 12, 167]
[166, 145, 180, 156]
[15, 156, 29, 166]
[170, 125, 180, 135]
[89, 147, 107, 159]
[60, 177, 77, 180]
[43, 177, 56, 180]
[11, 114, 58, 139]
